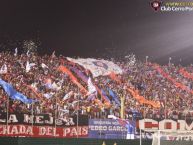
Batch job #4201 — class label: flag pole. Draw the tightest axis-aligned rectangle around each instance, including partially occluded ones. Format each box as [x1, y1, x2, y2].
[140, 129, 142, 145]
[145, 56, 148, 64]
[120, 96, 125, 119]
[164, 91, 167, 119]
[54, 94, 57, 137]
[169, 57, 171, 67]
[99, 89, 102, 138]
[30, 91, 35, 137]
[6, 96, 9, 135]
[76, 89, 79, 138]
[31, 99, 34, 137]
[120, 95, 125, 139]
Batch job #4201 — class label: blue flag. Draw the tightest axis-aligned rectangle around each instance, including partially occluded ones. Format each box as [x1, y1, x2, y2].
[0, 79, 34, 104]
[108, 88, 121, 105]
[101, 89, 111, 103]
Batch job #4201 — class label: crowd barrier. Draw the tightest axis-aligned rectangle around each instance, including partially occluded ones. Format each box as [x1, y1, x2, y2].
[0, 137, 152, 145]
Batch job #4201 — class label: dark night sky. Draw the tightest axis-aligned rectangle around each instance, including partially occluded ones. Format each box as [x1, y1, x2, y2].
[0, 0, 193, 65]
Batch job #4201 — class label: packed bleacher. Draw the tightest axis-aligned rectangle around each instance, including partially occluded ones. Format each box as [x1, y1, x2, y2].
[0, 51, 193, 122]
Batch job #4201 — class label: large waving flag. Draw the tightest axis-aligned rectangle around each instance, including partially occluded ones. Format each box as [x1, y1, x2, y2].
[58, 65, 88, 94]
[179, 68, 193, 80]
[67, 57, 123, 78]
[0, 79, 34, 104]
[153, 64, 193, 94]
[109, 71, 160, 108]
[63, 63, 110, 103]
[70, 66, 88, 82]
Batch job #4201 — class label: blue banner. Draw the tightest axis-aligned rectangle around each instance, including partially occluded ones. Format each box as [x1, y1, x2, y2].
[89, 119, 129, 139]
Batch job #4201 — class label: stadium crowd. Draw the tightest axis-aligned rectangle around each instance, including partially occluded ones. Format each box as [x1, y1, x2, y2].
[0, 51, 193, 122]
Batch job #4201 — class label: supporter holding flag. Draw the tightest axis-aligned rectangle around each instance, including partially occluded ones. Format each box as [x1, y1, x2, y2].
[0, 64, 7, 74]
[31, 82, 38, 91]
[26, 61, 36, 73]
[43, 92, 54, 99]
[26, 50, 30, 57]
[101, 89, 111, 103]
[108, 88, 121, 106]
[63, 91, 74, 101]
[52, 82, 61, 91]
[41, 63, 49, 69]
[51, 51, 56, 58]
[14, 48, 18, 56]
[87, 77, 97, 101]
[44, 78, 52, 89]
[26, 61, 31, 73]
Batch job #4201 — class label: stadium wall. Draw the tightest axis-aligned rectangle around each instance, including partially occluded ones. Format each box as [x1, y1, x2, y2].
[0, 137, 152, 145]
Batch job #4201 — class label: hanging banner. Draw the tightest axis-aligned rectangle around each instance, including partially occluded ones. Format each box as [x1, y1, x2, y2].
[89, 119, 130, 139]
[0, 113, 88, 127]
[0, 125, 88, 138]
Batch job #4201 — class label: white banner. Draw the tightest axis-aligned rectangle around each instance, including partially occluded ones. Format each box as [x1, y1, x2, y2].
[67, 57, 123, 77]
